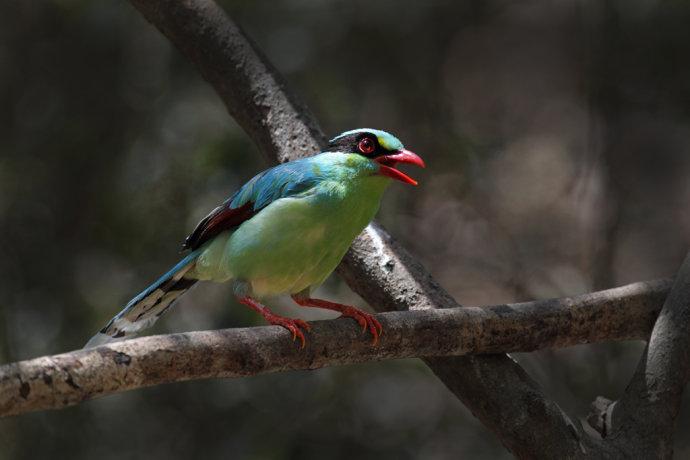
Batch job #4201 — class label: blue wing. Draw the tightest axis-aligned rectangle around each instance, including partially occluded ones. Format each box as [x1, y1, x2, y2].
[183, 157, 322, 250]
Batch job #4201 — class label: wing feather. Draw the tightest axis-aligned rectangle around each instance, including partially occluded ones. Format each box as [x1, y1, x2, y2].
[183, 158, 321, 250]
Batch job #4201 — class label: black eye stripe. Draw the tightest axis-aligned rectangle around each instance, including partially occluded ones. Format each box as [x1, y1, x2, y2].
[326, 132, 382, 157]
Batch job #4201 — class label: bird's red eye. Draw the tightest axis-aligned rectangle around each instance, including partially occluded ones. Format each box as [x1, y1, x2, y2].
[358, 137, 376, 155]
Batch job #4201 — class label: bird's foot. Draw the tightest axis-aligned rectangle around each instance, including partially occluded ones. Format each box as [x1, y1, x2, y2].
[237, 296, 311, 348]
[291, 296, 382, 345]
[263, 313, 311, 349]
[337, 306, 382, 345]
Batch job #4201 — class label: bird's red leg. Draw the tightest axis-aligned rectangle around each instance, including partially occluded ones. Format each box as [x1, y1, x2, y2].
[237, 296, 311, 348]
[291, 295, 382, 345]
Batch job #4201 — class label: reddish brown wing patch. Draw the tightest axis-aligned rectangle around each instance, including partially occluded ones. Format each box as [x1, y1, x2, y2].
[183, 201, 256, 250]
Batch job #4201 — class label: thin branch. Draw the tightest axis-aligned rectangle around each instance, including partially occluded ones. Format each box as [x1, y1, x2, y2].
[0, 279, 670, 417]
[124, 1, 624, 457]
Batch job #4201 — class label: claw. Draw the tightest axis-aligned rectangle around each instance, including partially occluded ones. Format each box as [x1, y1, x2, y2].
[340, 306, 380, 344]
[359, 312, 380, 346]
[272, 317, 308, 348]
[346, 308, 367, 332]
[373, 316, 383, 336]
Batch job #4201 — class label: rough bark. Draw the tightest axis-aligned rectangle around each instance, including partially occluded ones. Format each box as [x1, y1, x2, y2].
[0, 279, 670, 418]
[592, 253, 690, 458]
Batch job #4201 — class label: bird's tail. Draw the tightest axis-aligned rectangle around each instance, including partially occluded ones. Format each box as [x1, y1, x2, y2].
[84, 250, 202, 348]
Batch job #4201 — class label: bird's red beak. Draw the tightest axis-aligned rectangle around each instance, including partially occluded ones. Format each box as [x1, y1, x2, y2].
[374, 149, 426, 185]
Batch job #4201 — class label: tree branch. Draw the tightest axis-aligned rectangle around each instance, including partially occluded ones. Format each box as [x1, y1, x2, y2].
[0, 279, 670, 417]
[592, 253, 690, 458]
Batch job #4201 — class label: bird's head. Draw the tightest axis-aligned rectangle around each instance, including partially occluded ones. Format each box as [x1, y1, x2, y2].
[327, 129, 426, 185]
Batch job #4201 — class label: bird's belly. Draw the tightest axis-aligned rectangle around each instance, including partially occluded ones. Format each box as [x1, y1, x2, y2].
[194, 193, 379, 297]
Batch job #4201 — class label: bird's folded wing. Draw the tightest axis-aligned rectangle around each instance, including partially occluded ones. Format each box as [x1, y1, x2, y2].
[183, 158, 321, 250]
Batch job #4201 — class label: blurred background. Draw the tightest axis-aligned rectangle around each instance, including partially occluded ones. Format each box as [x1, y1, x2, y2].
[1, 0, 690, 458]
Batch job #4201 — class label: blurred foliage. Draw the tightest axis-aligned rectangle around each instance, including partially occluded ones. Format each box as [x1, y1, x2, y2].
[1, 0, 690, 458]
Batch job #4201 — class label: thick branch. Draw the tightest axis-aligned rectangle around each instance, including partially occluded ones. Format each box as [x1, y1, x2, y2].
[0, 279, 670, 417]
[601, 254, 690, 458]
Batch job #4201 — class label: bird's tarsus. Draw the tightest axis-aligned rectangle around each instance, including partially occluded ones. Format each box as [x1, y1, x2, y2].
[237, 296, 311, 348]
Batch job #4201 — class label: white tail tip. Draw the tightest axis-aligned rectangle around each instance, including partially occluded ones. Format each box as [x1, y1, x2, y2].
[84, 332, 119, 349]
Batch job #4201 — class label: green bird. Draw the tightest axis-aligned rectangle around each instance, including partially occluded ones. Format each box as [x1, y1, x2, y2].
[86, 129, 425, 348]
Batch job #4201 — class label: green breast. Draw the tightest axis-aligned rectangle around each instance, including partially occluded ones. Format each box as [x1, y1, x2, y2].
[191, 175, 390, 297]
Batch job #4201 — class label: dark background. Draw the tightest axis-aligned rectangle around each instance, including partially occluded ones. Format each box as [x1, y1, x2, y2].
[1, 1, 690, 458]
